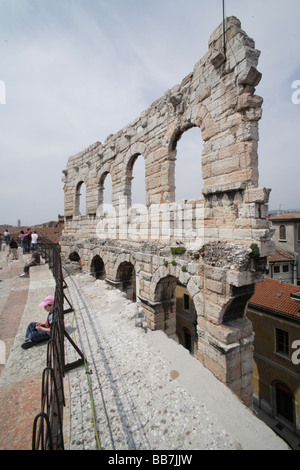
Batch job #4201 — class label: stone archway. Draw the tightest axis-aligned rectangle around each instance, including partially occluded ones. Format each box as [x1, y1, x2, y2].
[74, 180, 86, 216]
[176, 283, 198, 355]
[151, 275, 198, 353]
[116, 261, 136, 301]
[97, 168, 113, 215]
[123, 143, 148, 208]
[153, 275, 177, 338]
[69, 251, 80, 262]
[90, 254, 106, 280]
[67, 250, 82, 272]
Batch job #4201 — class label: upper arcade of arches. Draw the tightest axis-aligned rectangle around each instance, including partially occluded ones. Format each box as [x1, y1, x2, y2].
[60, 18, 275, 406]
[62, 16, 272, 255]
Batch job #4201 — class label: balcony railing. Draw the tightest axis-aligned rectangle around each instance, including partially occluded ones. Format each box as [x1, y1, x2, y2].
[32, 238, 85, 450]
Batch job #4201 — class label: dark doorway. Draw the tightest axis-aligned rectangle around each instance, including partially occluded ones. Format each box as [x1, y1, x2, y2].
[69, 251, 80, 262]
[116, 262, 136, 301]
[183, 328, 192, 353]
[91, 255, 105, 280]
[276, 383, 294, 423]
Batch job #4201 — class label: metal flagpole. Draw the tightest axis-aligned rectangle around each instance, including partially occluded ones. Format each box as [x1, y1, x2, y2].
[222, 0, 226, 56]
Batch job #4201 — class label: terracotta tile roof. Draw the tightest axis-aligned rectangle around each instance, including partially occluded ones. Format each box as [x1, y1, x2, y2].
[269, 212, 300, 221]
[249, 278, 300, 319]
[268, 249, 294, 263]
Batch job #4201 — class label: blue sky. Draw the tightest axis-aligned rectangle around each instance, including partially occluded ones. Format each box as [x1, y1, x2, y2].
[0, 0, 299, 226]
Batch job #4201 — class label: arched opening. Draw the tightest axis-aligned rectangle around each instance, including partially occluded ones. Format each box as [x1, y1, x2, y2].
[98, 172, 113, 216]
[279, 225, 286, 240]
[154, 275, 177, 338]
[116, 261, 136, 301]
[175, 284, 198, 355]
[69, 251, 80, 262]
[131, 154, 146, 207]
[173, 126, 203, 202]
[126, 153, 146, 208]
[90, 255, 106, 280]
[153, 276, 198, 354]
[223, 284, 256, 323]
[103, 173, 113, 206]
[275, 382, 294, 424]
[68, 251, 82, 271]
[75, 181, 86, 216]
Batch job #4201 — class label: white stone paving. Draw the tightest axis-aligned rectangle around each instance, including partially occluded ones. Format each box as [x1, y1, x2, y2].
[63, 271, 237, 450]
[62, 271, 289, 451]
[0, 254, 289, 451]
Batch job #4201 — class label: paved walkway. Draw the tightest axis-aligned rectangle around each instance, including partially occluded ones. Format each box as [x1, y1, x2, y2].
[0, 249, 291, 450]
[0, 248, 55, 450]
[62, 270, 289, 451]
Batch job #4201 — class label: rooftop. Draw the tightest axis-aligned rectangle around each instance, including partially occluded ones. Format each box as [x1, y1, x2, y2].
[269, 212, 300, 221]
[268, 249, 294, 263]
[249, 277, 300, 320]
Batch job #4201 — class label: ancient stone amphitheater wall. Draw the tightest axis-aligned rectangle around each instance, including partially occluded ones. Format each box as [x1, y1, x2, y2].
[61, 17, 274, 406]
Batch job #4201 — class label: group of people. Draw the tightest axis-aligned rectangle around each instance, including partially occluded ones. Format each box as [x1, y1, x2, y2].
[0, 229, 21, 260]
[0, 229, 11, 252]
[20, 229, 38, 254]
[18, 229, 41, 277]
[0, 228, 41, 276]
[0, 228, 39, 256]
[0, 229, 52, 349]
[0, 229, 53, 350]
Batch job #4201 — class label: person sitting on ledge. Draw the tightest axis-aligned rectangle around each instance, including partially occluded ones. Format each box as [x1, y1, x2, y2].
[21, 295, 54, 349]
[20, 246, 41, 277]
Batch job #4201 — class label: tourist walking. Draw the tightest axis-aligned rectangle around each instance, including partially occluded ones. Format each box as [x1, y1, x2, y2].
[23, 229, 31, 253]
[31, 230, 38, 250]
[19, 230, 26, 254]
[8, 238, 18, 260]
[4, 229, 10, 245]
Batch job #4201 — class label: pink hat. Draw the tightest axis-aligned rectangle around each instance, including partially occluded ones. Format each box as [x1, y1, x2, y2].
[39, 295, 55, 307]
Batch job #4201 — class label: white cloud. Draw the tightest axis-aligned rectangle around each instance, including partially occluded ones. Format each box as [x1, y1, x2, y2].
[0, 0, 300, 226]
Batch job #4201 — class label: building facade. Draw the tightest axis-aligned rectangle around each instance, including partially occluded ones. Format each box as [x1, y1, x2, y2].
[269, 212, 300, 286]
[266, 249, 294, 284]
[248, 278, 300, 439]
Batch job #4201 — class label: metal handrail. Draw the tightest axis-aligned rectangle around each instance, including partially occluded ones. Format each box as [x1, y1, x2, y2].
[32, 238, 85, 450]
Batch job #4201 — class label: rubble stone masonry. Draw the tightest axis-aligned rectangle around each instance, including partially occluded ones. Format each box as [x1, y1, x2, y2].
[60, 17, 274, 406]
